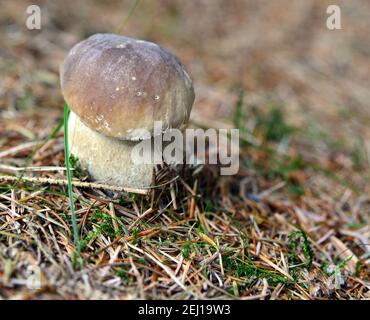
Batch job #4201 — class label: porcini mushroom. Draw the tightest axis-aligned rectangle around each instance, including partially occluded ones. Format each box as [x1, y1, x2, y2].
[60, 33, 195, 188]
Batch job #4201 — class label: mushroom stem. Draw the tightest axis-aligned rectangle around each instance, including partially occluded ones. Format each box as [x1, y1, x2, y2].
[68, 112, 154, 188]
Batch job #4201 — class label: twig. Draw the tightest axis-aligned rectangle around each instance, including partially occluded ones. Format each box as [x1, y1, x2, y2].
[330, 236, 359, 273]
[0, 164, 68, 173]
[0, 175, 149, 195]
[0, 141, 43, 158]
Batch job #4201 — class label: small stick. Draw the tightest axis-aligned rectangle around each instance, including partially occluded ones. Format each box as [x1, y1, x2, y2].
[0, 164, 68, 173]
[0, 175, 149, 195]
[0, 141, 43, 159]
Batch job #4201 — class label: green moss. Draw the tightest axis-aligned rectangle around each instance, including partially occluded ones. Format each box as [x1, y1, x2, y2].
[288, 230, 313, 268]
[69, 154, 86, 179]
[256, 106, 295, 142]
[223, 255, 292, 286]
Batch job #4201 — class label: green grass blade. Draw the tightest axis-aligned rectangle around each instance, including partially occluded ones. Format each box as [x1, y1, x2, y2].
[48, 118, 64, 141]
[116, 0, 141, 34]
[63, 103, 81, 261]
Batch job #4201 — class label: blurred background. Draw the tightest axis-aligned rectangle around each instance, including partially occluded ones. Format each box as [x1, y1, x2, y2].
[1, 0, 370, 202]
[1, 0, 370, 189]
[1, 0, 370, 142]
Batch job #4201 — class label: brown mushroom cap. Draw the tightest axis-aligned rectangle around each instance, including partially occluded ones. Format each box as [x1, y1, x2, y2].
[60, 33, 195, 140]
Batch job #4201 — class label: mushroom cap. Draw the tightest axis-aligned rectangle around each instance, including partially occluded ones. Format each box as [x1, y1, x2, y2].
[60, 33, 195, 140]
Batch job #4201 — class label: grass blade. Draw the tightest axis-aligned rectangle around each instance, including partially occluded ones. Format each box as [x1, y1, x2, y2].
[116, 0, 141, 34]
[63, 104, 81, 263]
[48, 118, 64, 141]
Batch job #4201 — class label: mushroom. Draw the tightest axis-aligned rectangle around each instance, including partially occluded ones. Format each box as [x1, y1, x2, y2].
[60, 33, 195, 188]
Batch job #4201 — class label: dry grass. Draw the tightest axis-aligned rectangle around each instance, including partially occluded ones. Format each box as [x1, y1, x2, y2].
[0, 0, 369, 299]
[0, 106, 368, 299]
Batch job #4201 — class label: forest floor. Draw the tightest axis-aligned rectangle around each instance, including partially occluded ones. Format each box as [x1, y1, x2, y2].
[0, 0, 369, 299]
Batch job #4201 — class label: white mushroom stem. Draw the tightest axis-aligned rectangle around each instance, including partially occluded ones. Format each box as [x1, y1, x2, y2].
[68, 112, 154, 188]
